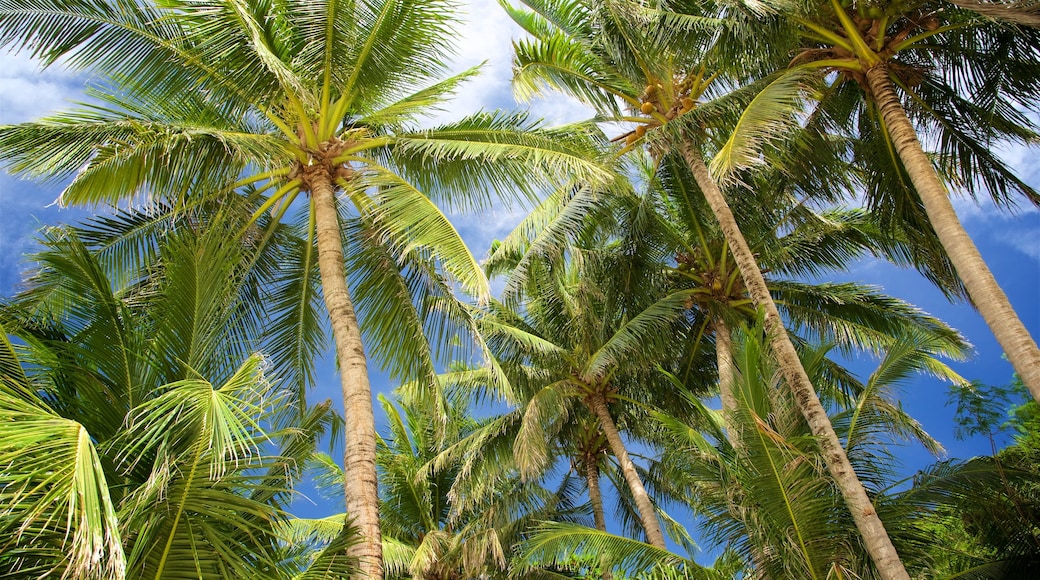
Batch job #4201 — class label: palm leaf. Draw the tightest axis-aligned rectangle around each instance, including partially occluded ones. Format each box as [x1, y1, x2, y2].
[0, 381, 125, 580]
[709, 70, 814, 181]
[521, 522, 697, 576]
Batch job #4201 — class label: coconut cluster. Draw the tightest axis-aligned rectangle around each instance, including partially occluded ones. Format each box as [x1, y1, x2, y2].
[623, 77, 700, 147]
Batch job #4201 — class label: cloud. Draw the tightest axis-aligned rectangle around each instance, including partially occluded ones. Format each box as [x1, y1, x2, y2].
[995, 141, 1039, 185]
[429, 1, 596, 258]
[949, 110, 1040, 222]
[0, 52, 85, 124]
[992, 221, 1040, 262]
[451, 203, 531, 255]
[430, 0, 593, 127]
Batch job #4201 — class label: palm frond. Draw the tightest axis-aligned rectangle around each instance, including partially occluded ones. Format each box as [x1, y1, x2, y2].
[0, 386, 126, 580]
[390, 112, 610, 210]
[709, 70, 814, 181]
[521, 522, 697, 576]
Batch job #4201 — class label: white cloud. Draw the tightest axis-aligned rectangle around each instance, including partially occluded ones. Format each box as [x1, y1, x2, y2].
[992, 221, 1040, 262]
[949, 191, 1039, 225]
[949, 110, 1040, 222]
[0, 52, 85, 124]
[432, 1, 594, 127]
[450, 203, 531, 254]
[995, 141, 1038, 183]
[0, 50, 87, 292]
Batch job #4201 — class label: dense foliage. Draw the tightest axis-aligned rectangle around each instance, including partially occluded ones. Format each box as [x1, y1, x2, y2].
[0, 0, 1037, 578]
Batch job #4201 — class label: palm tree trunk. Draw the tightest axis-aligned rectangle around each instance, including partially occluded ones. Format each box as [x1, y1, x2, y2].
[586, 391, 667, 549]
[681, 146, 911, 580]
[586, 460, 608, 533]
[584, 460, 614, 580]
[865, 65, 1040, 404]
[947, 0, 1040, 28]
[714, 319, 740, 449]
[311, 174, 383, 580]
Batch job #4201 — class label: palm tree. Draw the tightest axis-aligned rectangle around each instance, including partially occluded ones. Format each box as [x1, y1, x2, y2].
[418, 360, 640, 579]
[381, 391, 596, 579]
[0, 220, 346, 578]
[654, 322, 967, 578]
[735, 0, 1040, 401]
[0, 1, 608, 574]
[473, 239, 706, 550]
[495, 2, 949, 573]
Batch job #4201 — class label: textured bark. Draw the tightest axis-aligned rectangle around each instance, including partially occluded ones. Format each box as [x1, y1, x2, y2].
[585, 461, 614, 580]
[311, 175, 383, 579]
[587, 392, 667, 549]
[682, 147, 911, 580]
[947, 0, 1040, 28]
[714, 319, 740, 449]
[865, 65, 1040, 405]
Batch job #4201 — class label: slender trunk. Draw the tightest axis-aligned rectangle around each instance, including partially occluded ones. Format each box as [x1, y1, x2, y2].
[311, 174, 383, 580]
[586, 392, 667, 549]
[681, 146, 910, 580]
[584, 460, 614, 580]
[865, 65, 1040, 404]
[586, 460, 608, 533]
[714, 319, 740, 449]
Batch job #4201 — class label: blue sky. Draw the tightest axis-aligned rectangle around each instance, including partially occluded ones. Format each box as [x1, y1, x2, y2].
[1, 0, 1038, 560]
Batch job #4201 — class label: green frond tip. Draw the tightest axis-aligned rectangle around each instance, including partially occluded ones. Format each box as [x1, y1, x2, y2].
[0, 391, 127, 580]
[521, 522, 699, 576]
[710, 70, 814, 182]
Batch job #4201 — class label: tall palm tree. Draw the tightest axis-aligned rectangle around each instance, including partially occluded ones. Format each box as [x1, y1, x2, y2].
[419, 361, 640, 579]
[0, 1, 607, 574]
[496, 1, 944, 574]
[0, 220, 345, 578]
[486, 153, 969, 571]
[734, 0, 1040, 401]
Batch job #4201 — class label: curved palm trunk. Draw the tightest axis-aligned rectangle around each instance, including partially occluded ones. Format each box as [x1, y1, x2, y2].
[311, 175, 383, 580]
[865, 65, 1040, 404]
[681, 147, 911, 580]
[586, 392, 667, 549]
[584, 460, 614, 580]
[714, 319, 740, 449]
